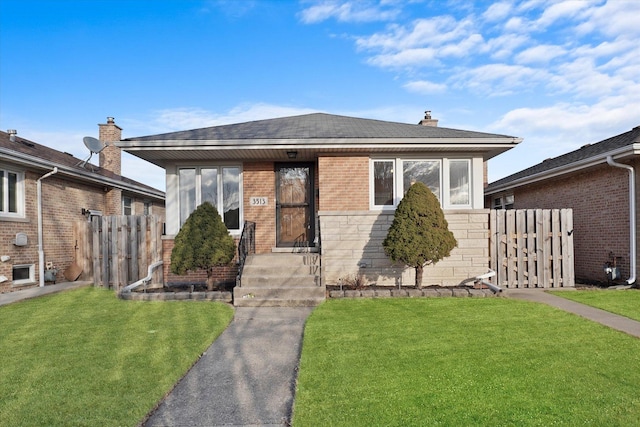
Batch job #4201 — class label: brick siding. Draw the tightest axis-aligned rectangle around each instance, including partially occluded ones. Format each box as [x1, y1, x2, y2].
[509, 161, 638, 283]
[1, 170, 165, 293]
[318, 156, 369, 211]
[243, 162, 277, 254]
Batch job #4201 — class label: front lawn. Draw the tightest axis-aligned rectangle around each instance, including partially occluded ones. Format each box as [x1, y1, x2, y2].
[293, 298, 640, 426]
[0, 287, 234, 426]
[549, 289, 640, 322]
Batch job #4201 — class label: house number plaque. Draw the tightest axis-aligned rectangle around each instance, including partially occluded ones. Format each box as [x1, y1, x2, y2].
[250, 197, 268, 206]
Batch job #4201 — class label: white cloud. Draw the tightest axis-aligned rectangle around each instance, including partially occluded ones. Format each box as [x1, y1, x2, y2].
[534, 0, 596, 29]
[367, 47, 438, 68]
[299, 0, 400, 24]
[453, 64, 550, 96]
[515, 44, 566, 64]
[356, 16, 474, 52]
[483, 2, 513, 22]
[576, 0, 640, 37]
[403, 80, 447, 94]
[484, 33, 530, 60]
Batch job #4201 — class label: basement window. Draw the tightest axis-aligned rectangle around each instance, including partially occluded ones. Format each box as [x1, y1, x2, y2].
[12, 264, 35, 286]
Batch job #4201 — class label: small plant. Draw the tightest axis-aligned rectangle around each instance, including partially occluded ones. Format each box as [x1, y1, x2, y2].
[339, 273, 368, 290]
[383, 182, 457, 288]
[170, 202, 236, 291]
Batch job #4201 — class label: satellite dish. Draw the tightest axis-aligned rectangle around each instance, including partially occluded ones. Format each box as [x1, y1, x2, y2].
[76, 136, 108, 170]
[83, 136, 106, 154]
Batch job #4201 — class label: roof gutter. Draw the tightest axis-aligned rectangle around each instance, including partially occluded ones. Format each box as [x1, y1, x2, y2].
[486, 144, 640, 195]
[0, 147, 164, 199]
[606, 156, 636, 285]
[37, 167, 58, 287]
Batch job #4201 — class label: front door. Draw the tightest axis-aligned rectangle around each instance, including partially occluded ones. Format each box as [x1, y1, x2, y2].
[276, 164, 314, 247]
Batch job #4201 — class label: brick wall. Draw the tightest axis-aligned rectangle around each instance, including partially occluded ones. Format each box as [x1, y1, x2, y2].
[319, 209, 490, 287]
[318, 156, 369, 211]
[98, 118, 122, 176]
[511, 162, 636, 282]
[1, 172, 106, 292]
[243, 162, 277, 253]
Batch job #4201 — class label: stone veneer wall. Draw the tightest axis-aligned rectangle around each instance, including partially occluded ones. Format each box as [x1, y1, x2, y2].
[319, 209, 490, 287]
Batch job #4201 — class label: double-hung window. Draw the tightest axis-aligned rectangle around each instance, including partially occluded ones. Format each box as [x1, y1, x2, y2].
[0, 167, 24, 219]
[370, 158, 472, 209]
[179, 166, 241, 232]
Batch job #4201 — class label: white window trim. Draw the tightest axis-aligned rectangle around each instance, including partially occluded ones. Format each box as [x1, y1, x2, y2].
[369, 157, 474, 210]
[12, 264, 35, 286]
[177, 165, 243, 235]
[0, 166, 25, 219]
[122, 196, 134, 215]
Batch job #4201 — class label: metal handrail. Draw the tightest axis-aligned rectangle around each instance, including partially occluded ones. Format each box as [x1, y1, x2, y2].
[236, 221, 256, 287]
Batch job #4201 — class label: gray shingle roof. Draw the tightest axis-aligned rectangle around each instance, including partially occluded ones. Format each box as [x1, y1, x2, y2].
[487, 125, 640, 191]
[0, 131, 163, 197]
[125, 113, 516, 141]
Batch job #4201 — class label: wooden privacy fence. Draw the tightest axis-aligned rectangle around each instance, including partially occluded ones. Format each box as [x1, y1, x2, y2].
[74, 215, 163, 291]
[490, 209, 574, 288]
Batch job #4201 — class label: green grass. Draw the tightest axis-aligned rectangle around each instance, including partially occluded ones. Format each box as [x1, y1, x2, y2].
[0, 287, 234, 427]
[549, 289, 640, 322]
[293, 298, 640, 426]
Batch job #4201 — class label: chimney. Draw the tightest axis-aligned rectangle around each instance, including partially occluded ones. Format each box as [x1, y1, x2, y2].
[419, 110, 438, 127]
[7, 129, 17, 142]
[98, 116, 122, 176]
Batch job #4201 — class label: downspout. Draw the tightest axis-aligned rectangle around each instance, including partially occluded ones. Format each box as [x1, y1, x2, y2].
[606, 156, 636, 285]
[37, 167, 58, 287]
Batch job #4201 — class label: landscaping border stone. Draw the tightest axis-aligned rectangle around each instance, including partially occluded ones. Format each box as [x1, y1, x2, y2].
[327, 287, 500, 299]
[119, 291, 233, 303]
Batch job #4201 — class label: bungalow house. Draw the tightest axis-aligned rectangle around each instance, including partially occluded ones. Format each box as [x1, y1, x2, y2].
[0, 118, 165, 292]
[485, 125, 640, 285]
[118, 112, 520, 305]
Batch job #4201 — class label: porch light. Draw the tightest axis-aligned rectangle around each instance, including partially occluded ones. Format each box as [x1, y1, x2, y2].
[287, 151, 297, 159]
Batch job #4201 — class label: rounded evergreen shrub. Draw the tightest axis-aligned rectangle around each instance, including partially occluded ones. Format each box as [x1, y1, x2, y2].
[170, 202, 236, 290]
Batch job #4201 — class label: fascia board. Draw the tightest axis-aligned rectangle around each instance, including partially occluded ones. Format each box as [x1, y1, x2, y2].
[0, 148, 164, 199]
[117, 137, 522, 151]
[485, 144, 639, 195]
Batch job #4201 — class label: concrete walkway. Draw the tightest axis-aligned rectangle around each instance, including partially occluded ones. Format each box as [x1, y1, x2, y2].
[506, 288, 640, 338]
[0, 281, 92, 306]
[143, 306, 314, 427]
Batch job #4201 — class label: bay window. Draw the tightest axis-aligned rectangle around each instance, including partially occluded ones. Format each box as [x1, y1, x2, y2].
[179, 166, 241, 232]
[370, 158, 472, 209]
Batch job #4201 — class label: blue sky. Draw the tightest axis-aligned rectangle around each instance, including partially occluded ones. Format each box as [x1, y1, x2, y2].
[1, 0, 638, 192]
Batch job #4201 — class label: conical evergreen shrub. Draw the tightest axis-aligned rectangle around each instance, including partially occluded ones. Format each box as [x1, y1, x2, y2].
[383, 182, 457, 288]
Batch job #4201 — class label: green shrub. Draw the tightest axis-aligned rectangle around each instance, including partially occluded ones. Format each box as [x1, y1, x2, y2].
[170, 202, 236, 290]
[383, 182, 457, 287]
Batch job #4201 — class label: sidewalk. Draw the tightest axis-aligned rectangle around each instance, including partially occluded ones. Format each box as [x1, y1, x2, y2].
[143, 306, 315, 427]
[0, 281, 92, 306]
[506, 288, 640, 338]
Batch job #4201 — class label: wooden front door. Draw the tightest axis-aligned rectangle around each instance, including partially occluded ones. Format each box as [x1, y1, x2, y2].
[276, 164, 314, 247]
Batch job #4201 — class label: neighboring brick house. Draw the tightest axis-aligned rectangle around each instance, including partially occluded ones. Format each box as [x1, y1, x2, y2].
[119, 112, 520, 291]
[0, 118, 165, 292]
[485, 125, 640, 284]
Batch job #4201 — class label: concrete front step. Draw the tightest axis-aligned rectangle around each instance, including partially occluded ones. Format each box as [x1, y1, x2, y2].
[235, 253, 324, 307]
[234, 286, 325, 307]
[240, 275, 319, 288]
